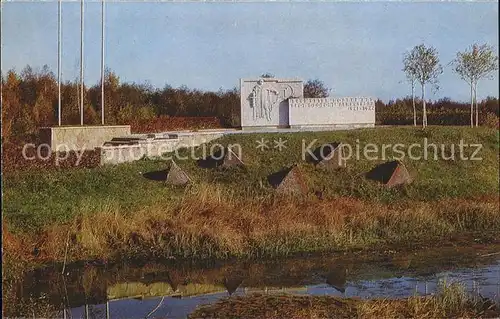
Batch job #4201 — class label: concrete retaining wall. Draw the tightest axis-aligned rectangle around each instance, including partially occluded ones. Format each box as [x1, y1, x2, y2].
[40, 125, 131, 151]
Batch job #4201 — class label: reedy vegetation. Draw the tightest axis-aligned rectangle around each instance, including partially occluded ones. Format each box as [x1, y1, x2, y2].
[3, 127, 499, 263]
[190, 282, 499, 319]
[32, 193, 500, 262]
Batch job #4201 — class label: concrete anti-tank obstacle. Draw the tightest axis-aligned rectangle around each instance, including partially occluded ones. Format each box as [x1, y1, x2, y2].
[365, 160, 412, 187]
[166, 160, 191, 186]
[219, 147, 245, 169]
[267, 164, 308, 195]
[313, 142, 347, 170]
[197, 146, 244, 169]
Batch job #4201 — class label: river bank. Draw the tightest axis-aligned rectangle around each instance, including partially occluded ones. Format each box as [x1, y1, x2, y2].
[3, 243, 500, 318]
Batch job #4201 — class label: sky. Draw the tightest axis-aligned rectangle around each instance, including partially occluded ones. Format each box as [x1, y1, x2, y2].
[2, 1, 499, 102]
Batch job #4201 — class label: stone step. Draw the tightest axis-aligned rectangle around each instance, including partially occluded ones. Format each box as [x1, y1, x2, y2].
[103, 140, 140, 146]
[110, 133, 178, 142]
[110, 137, 144, 142]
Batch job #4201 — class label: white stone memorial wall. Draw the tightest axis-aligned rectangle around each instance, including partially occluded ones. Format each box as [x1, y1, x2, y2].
[289, 97, 375, 127]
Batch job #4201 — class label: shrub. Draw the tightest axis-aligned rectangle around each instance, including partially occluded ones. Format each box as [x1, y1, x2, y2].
[482, 112, 499, 129]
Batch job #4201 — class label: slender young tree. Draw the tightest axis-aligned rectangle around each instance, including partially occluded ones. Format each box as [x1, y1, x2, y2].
[451, 43, 498, 127]
[406, 44, 443, 128]
[403, 51, 418, 126]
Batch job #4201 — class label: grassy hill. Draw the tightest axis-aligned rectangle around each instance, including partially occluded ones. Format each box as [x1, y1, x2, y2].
[3, 126, 499, 262]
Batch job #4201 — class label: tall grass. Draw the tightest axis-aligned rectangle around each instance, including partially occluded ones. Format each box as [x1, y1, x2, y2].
[6, 182, 498, 263]
[3, 127, 499, 233]
[360, 281, 496, 318]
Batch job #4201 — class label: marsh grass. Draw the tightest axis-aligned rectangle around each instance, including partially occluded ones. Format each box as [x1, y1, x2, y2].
[189, 281, 498, 319]
[2, 256, 60, 319]
[359, 280, 497, 318]
[4, 184, 498, 263]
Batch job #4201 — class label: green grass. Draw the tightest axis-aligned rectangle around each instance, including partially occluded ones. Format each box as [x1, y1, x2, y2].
[3, 126, 498, 234]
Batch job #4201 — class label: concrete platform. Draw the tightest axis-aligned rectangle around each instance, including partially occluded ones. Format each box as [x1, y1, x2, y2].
[100, 131, 226, 165]
[99, 125, 376, 166]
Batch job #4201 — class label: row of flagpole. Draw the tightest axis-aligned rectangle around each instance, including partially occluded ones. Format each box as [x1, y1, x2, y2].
[101, 0, 105, 125]
[56, 0, 105, 126]
[58, 0, 62, 125]
[0, 0, 102, 126]
[1, 0, 3, 114]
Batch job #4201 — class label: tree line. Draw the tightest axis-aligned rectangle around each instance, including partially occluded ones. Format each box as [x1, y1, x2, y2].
[376, 96, 498, 127]
[0, 68, 332, 141]
[1, 65, 498, 143]
[1, 66, 241, 141]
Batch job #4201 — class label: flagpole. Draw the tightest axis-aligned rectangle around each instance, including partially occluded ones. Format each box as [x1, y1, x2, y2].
[58, 0, 62, 126]
[101, 0, 105, 125]
[80, 0, 84, 125]
[0, 0, 3, 113]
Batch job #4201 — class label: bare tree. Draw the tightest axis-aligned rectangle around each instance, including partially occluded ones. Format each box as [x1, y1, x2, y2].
[451, 43, 499, 127]
[304, 79, 329, 98]
[406, 44, 443, 128]
[260, 73, 275, 78]
[403, 51, 418, 126]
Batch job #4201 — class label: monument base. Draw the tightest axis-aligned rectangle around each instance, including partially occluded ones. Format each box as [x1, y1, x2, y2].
[241, 126, 281, 131]
[289, 123, 375, 129]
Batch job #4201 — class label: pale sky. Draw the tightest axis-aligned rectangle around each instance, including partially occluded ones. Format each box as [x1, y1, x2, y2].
[2, 1, 499, 102]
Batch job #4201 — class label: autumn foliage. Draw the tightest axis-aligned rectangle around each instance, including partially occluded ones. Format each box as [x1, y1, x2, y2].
[2, 142, 101, 172]
[2, 65, 498, 172]
[130, 115, 221, 133]
[2, 65, 498, 144]
[1, 65, 237, 144]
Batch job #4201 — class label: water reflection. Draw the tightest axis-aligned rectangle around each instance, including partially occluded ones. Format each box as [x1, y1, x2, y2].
[324, 265, 349, 293]
[10, 245, 500, 318]
[223, 271, 246, 296]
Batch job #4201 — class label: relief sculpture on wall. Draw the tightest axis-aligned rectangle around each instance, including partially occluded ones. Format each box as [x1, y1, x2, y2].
[249, 80, 295, 122]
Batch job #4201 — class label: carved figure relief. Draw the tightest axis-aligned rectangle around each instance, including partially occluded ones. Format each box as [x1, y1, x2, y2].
[249, 81, 296, 122]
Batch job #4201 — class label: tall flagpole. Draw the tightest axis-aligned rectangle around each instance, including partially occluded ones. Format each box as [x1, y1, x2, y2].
[80, 0, 84, 125]
[101, 0, 105, 125]
[0, 0, 3, 114]
[58, 0, 62, 126]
